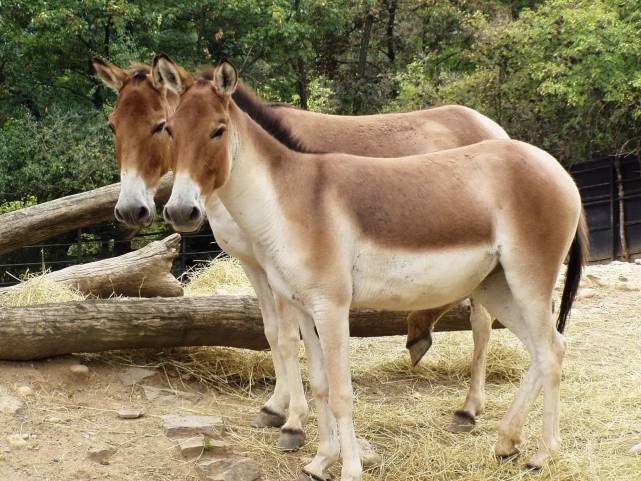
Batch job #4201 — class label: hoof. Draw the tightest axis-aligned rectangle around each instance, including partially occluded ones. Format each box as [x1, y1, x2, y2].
[407, 335, 432, 367]
[526, 463, 543, 472]
[278, 428, 306, 451]
[251, 407, 286, 428]
[296, 469, 333, 481]
[449, 410, 476, 433]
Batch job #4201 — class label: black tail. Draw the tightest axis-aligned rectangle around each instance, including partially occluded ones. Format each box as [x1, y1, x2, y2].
[557, 212, 589, 333]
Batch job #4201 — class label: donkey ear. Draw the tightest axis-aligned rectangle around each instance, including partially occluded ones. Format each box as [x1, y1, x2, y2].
[213, 60, 238, 97]
[92, 57, 128, 91]
[153, 53, 193, 94]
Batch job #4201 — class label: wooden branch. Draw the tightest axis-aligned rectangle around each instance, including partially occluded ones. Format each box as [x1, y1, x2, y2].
[0, 296, 498, 361]
[0, 173, 174, 255]
[0, 234, 183, 298]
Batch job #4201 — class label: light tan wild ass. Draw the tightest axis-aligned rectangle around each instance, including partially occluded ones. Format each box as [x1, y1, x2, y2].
[161, 60, 587, 481]
[93, 55, 508, 450]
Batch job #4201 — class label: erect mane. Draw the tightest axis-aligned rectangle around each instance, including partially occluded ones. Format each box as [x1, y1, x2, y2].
[196, 71, 315, 153]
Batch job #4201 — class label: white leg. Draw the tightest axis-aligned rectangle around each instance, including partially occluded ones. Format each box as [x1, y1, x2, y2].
[476, 269, 565, 468]
[451, 300, 493, 432]
[312, 302, 361, 481]
[295, 308, 339, 481]
[239, 261, 296, 430]
[274, 297, 310, 450]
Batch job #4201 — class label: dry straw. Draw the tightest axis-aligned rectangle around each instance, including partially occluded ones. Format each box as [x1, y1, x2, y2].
[5, 258, 641, 480]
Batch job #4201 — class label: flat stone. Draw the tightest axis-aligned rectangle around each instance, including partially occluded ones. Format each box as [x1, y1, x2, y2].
[577, 288, 596, 300]
[161, 414, 225, 439]
[178, 435, 232, 459]
[0, 385, 23, 415]
[7, 434, 27, 449]
[631, 442, 641, 455]
[585, 274, 603, 287]
[634, 259, 641, 265]
[118, 367, 158, 386]
[358, 437, 382, 468]
[615, 282, 640, 291]
[196, 457, 261, 481]
[87, 445, 116, 465]
[142, 385, 201, 403]
[70, 364, 89, 376]
[117, 408, 144, 419]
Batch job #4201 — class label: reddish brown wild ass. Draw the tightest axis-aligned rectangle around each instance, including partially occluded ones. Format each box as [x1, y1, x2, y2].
[161, 60, 587, 481]
[93, 55, 508, 450]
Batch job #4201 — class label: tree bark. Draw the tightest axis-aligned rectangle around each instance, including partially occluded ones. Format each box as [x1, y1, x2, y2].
[0, 297, 501, 361]
[385, 0, 397, 63]
[0, 234, 183, 298]
[0, 173, 174, 255]
[358, 13, 375, 79]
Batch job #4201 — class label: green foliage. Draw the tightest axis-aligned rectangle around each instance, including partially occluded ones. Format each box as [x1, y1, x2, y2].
[0, 196, 37, 214]
[0, 107, 116, 202]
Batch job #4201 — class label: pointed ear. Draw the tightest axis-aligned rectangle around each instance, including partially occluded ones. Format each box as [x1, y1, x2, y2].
[213, 60, 238, 97]
[152, 53, 193, 94]
[92, 57, 128, 91]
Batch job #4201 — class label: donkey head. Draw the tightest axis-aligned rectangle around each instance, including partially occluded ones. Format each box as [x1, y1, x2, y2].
[93, 56, 189, 227]
[158, 57, 239, 232]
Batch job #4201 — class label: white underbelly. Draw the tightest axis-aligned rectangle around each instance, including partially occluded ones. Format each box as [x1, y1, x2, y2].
[351, 243, 498, 310]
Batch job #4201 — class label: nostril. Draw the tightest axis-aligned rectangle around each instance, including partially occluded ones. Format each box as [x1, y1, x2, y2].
[136, 205, 149, 222]
[163, 206, 172, 223]
[189, 206, 201, 222]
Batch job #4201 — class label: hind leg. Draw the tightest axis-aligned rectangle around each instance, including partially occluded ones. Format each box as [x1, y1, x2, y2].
[475, 269, 565, 468]
[451, 300, 493, 432]
[406, 305, 455, 367]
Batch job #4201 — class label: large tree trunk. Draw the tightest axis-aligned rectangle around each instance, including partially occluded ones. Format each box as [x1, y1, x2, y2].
[0, 173, 174, 255]
[0, 234, 183, 298]
[0, 297, 496, 361]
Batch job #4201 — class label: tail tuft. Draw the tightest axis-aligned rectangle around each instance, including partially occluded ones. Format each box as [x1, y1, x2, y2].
[557, 212, 589, 333]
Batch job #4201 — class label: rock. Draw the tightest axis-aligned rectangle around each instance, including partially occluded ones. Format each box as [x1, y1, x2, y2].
[178, 435, 232, 459]
[618, 275, 628, 282]
[70, 364, 89, 376]
[118, 367, 158, 386]
[142, 385, 201, 403]
[615, 282, 640, 292]
[584, 274, 603, 287]
[16, 385, 33, 397]
[161, 414, 225, 439]
[7, 434, 27, 449]
[117, 408, 144, 419]
[0, 385, 23, 415]
[634, 259, 641, 265]
[631, 442, 641, 455]
[87, 445, 116, 465]
[358, 438, 382, 468]
[577, 288, 596, 300]
[196, 457, 261, 481]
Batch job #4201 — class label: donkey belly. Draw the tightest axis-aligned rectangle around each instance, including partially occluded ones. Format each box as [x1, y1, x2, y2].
[351, 243, 498, 311]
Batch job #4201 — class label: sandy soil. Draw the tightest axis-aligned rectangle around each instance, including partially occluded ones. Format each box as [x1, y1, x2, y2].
[1, 262, 640, 481]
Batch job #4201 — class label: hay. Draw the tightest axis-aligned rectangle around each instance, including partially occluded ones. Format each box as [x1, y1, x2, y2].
[20, 258, 640, 480]
[183, 254, 253, 296]
[0, 271, 85, 307]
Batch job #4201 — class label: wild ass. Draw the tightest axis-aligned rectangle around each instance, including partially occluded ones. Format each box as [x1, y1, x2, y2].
[93, 55, 508, 449]
[161, 60, 587, 481]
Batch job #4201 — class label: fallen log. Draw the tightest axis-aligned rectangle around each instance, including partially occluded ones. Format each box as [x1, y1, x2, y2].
[0, 296, 503, 361]
[0, 234, 183, 298]
[0, 173, 174, 255]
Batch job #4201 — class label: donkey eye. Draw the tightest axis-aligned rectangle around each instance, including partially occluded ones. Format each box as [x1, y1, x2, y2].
[108, 122, 116, 134]
[165, 126, 174, 138]
[151, 121, 166, 135]
[210, 126, 226, 140]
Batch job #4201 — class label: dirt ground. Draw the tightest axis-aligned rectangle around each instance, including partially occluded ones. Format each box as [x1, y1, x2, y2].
[1, 261, 640, 481]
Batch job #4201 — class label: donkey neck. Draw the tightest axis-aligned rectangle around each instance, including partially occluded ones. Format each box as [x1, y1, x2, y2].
[214, 101, 303, 240]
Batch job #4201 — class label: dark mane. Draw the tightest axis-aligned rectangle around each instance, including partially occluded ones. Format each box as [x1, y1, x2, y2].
[230, 82, 316, 153]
